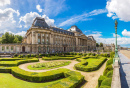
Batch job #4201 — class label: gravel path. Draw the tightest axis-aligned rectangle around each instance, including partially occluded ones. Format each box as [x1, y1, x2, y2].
[19, 58, 107, 88]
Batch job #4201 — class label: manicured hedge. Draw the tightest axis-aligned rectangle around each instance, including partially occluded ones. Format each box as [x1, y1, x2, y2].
[106, 58, 113, 66]
[98, 75, 107, 87]
[98, 56, 114, 88]
[0, 58, 39, 67]
[42, 56, 76, 60]
[103, 65, 113, 76]
[0, 58, 22, 61]
[0, 66, 12, 73]
[44, 70, 84, 88]
[11, 67, 84, 85]
[75, 57, 107, 72]
[100, 78, 112, 87]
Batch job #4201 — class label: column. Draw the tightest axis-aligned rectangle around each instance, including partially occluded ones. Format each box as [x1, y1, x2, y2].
[41, 33, 43, 44]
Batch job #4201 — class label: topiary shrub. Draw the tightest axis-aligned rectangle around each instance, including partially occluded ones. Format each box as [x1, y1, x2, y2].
[31, 54, 34, 57]
[100, 86, 111, 88]
[26, 54, 30, 58]
[106, 70, 113, 78]
[100, 78, 112, 87]
[103, 65, 113, 76]
[14, 54, 18, 57]
[98, 75, 107, 87]
[106, 59, 113, 66]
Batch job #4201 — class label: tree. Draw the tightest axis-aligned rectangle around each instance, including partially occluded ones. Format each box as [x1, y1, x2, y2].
[96, 43, 99, 47]
[99, 43, 103, 47]
[13, 37, 19, 43]
[0, 32, 23, 44]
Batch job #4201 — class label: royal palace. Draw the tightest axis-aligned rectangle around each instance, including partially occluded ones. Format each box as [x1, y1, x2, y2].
[0, 17, 96, 54]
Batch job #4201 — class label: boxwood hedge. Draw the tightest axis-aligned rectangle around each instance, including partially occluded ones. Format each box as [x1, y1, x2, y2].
[0, 58, 39, 67]
[75, 57, 107, 72]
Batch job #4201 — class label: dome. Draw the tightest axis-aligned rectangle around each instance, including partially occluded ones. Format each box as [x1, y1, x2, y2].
[68, 25, 82, 33]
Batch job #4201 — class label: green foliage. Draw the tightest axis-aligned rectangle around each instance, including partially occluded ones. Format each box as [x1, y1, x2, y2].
[100, 86, 111, 88]
[99, 43, 103, 47]
[14, 54, 18, 57]
[96, 43, 99, 47]
[0, 32, 23, 44]
[100, 78, 112, 87]
[98, 75, 107, 87]
[106, 58, 113, 66]
[106, 70, 113, 78]
[0, 58, 39, 67]
[42, 56, 76, 60]
[75, 57, 107, 72]
[110, 52, 115, 58]
[103, 65, 113, 76]
[44, 70, 84, 88]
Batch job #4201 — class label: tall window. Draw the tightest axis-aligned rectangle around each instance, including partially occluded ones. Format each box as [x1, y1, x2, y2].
[46, 39, 48, 44]
[2, 46, 4, 51]
[38, 38, 40, 44]
[46, 34, 48, 37]
[11, 46, 13, 51]
[6, 46, 9, 51]
[42, 39, 44, 43]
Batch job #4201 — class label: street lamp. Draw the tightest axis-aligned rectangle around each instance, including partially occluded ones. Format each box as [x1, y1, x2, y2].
[113, 20, 120, 64]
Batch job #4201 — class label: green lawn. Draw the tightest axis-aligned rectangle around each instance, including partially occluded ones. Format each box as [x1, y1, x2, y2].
[0, 73, 63, 88]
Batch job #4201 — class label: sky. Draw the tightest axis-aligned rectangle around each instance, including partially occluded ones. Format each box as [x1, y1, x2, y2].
[0, 0, 130, 47]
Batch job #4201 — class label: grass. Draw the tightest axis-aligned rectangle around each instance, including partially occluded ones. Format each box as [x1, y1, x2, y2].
[27, 61, 71, 70]
[0, 73, 63, 88]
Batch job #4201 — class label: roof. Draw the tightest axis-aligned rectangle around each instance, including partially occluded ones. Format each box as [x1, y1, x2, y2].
[32, 17, 49, 28]
[68, 25, 82, 33]
[51, 27, 74, 36]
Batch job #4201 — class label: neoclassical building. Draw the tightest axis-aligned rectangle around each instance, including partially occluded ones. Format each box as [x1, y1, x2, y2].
[0, 17, 96, 54]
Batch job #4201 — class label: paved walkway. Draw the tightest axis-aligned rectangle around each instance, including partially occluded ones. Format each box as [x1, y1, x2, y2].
[119, 52, 130, 88]
[19, 58, 107, 88]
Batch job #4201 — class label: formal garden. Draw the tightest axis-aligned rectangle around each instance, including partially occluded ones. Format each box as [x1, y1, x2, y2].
[0, 52, 115, 88]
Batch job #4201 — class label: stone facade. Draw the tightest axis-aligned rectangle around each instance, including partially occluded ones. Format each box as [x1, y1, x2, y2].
[0, 17, 96, 54]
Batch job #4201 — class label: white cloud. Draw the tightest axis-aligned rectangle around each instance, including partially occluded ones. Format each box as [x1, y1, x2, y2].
[122, 29, 130, 36]
[19, 12, 40, 28]
[0, 0, 10, 6]
[58, 9, 107, 27]
[0, 8, 20, 22]
[15, 31, 26, 36]
[3, 30, 26, 37]
[19, 12, 55, 28]
[36, 4, 42, 12]
[112, 33, 121, 37]
[87, 31, 130, 47]
[43, 0, 66, 16]
[106, 0, 130, 21]
[42, 14, 55, 26]
[0, 8, 20, 32]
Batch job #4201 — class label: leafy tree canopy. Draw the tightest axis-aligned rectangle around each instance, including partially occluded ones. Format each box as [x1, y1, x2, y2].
[0, 32, 23, 44]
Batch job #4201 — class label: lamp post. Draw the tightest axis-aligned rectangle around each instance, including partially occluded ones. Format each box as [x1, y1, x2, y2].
[113, 20, 120, 64]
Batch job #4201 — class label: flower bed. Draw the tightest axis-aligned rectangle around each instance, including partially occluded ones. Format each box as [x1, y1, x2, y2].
[27, 61, 71, 70]
[42, 56, 76, 60]
[75, 57, 107, 72]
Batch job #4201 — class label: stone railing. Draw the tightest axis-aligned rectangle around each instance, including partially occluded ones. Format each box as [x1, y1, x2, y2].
[111, 60, 121, 88]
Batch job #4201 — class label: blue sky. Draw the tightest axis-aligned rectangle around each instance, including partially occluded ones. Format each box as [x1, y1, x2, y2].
[0, 0, 130, 47]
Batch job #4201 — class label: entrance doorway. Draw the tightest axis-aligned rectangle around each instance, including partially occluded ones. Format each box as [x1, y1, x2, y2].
[22, 46, 25, 52]
[64, 47, 66, 52]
